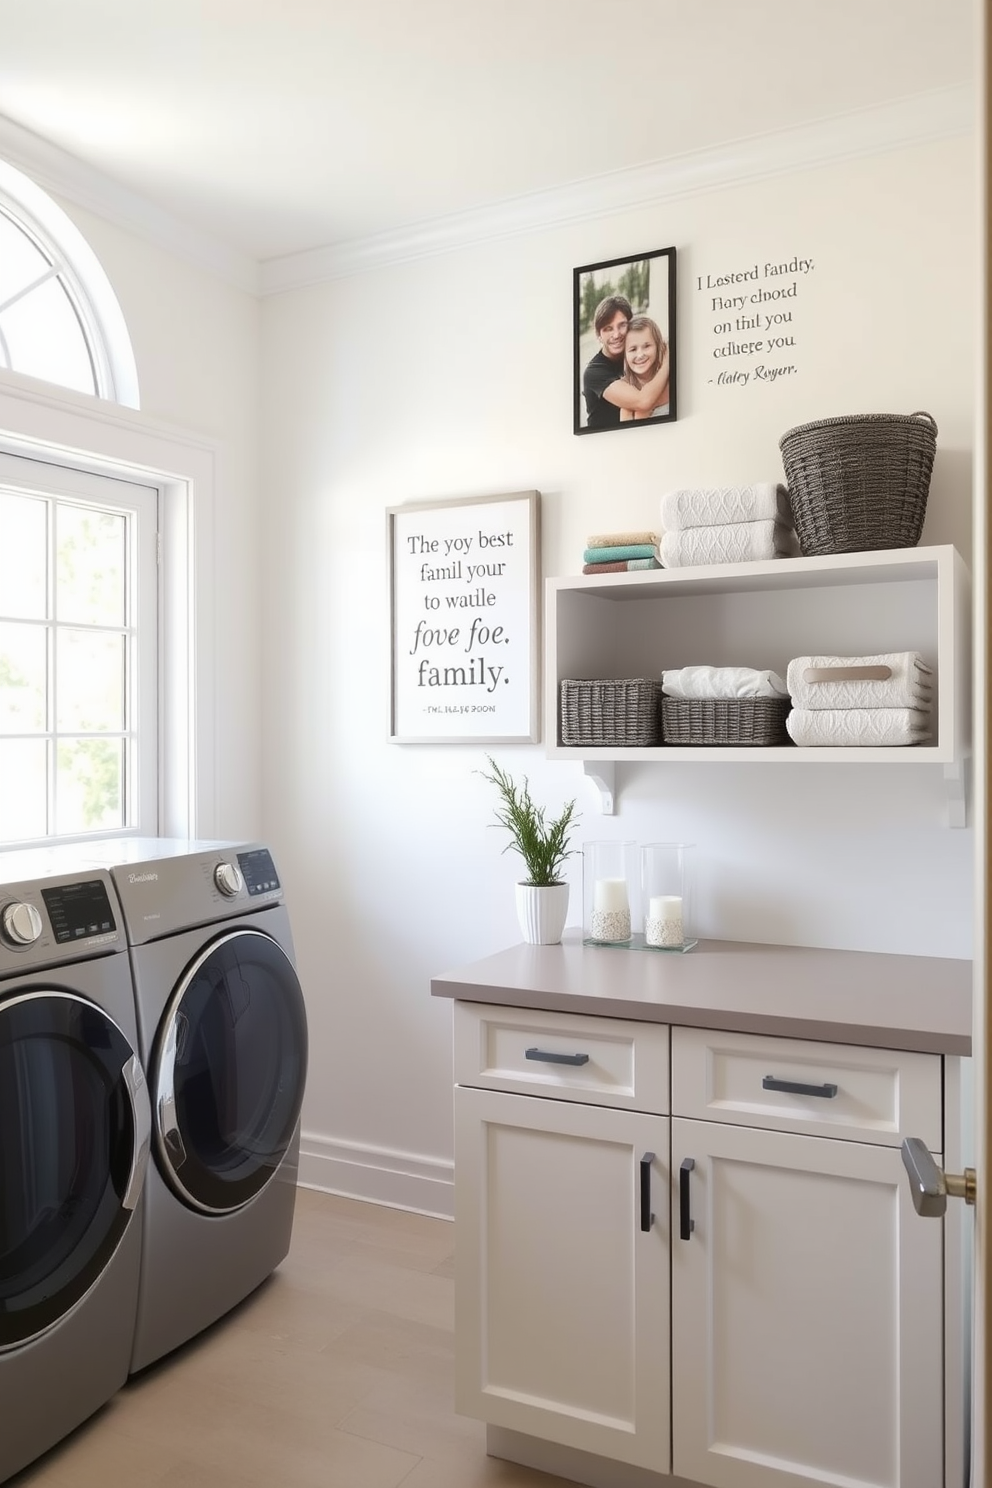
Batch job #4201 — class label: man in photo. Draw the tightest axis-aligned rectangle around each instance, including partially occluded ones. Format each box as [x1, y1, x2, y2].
[582, 294, 670, 429]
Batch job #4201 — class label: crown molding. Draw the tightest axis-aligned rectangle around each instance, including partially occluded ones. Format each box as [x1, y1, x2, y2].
[260, 84, 974, 295]
[0, 112, 260, 295]
[0, 85, 973, 300]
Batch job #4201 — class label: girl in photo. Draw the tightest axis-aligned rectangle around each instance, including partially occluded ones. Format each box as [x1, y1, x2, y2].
[620, 315, 669, 419]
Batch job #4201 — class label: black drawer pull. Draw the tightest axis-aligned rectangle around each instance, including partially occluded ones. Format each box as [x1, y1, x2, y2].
[763, 1075, 838, 1099]
[640, 1152, 655, 1232]
[524, 1047, 590, 1067]
[679, 1157, 695, 1240]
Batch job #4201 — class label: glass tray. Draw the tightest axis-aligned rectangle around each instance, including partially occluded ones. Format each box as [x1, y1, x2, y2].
[583, 932, 698, 953]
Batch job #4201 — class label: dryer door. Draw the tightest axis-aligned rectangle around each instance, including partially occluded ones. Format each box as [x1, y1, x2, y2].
[153, 928, 308, 1215]
[0, 990, 151, 1351]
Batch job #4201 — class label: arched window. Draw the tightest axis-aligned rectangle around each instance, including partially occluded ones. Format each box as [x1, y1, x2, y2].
[0, 160, 157, 847]
[0, 159, 139, 408]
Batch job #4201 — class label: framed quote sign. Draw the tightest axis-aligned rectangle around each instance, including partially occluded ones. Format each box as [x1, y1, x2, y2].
[387, 490, 540, 743]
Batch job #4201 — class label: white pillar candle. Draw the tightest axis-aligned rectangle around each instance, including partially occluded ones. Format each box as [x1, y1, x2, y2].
[594, 877, 629, 913]
[646, 894, 683, 947]
[649, 894, 682, 921]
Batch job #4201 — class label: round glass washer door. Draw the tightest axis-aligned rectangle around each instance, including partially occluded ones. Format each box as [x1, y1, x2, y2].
[153, 928, 308, 1215]
[0, 991, 150, 1352]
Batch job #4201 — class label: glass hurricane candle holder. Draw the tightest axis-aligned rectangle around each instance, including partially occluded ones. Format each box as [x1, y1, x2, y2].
[641, 842, 696, 952]
[583, 840, 636, 945]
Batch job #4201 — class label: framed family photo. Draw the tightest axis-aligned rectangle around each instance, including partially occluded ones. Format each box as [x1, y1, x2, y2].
[387, 490, 541, 744]
[573, 246, 677, 435]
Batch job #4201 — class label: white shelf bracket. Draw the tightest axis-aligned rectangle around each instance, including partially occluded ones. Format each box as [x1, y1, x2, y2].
[943, 759, 969, 829]
[582, 761, 616, 814]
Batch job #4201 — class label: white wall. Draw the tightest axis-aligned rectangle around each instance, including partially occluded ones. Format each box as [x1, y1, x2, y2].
[260, 134, 977, 1215]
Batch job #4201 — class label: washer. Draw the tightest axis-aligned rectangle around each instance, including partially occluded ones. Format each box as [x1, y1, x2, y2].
[106, 839, 308, 1374]
[0, 861, 150, 1484]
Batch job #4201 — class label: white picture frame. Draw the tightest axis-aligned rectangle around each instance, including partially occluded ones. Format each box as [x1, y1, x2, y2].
[387, 490, 541, 743]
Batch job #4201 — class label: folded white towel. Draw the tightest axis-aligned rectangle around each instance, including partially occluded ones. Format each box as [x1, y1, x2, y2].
[660, 484, 791, 531]
[662, 666, 789, 700]
[786, 652, 933, 710]
[786, 707, 931, 747]
[660, 521, 795, 567]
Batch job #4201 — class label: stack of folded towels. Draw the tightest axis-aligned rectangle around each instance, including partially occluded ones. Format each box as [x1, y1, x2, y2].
[661, 665, 790, 700]
[583, 530, 661, 575]
[785, 652, 933, 746]
[658, 484, 796, 567]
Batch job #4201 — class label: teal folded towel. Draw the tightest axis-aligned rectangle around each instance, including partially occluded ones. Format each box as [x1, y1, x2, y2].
[583, 543, 658, 564]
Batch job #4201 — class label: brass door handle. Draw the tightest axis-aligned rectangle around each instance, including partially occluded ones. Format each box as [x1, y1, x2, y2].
[901, 1137, 976, 1217]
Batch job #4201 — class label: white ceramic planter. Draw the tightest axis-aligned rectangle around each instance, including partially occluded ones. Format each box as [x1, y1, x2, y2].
[515, 882, 569, 945]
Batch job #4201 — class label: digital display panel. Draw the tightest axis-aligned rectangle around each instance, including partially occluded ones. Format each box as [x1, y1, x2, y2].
[237, 848, 281, 897]
[41, 880, 117, 943]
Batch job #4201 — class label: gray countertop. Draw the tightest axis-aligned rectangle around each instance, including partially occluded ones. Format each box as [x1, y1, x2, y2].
[431, 933, 973, 1055]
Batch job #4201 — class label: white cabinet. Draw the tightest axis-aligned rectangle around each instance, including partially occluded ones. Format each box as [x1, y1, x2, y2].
[454, 1087, 670, 1470]
[670, 1120, 942, 1488]
[545, 544, 969, 767]
[453, 1004, 958, 1488]
[669, 1027, 946, 1488]
[453, 1002, 672, 1471]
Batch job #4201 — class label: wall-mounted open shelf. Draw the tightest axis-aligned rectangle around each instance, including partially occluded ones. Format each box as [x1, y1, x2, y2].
[544, 545, 971, 822]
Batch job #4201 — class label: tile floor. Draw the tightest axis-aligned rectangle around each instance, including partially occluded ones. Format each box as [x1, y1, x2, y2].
[11, 1187, 578, 1488]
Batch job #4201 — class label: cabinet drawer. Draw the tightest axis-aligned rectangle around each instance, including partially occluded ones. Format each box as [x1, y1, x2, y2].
[454, 1002, 669, 1114]
[671, 1026, 941, 1148]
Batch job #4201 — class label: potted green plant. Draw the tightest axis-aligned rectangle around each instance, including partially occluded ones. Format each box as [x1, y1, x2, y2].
[479, 757, 578, 944]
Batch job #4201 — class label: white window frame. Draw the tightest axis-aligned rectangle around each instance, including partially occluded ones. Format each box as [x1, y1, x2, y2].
[0, 156, 139, 408]
[0, 452, 159, 843]
[0, 377, 217, 841]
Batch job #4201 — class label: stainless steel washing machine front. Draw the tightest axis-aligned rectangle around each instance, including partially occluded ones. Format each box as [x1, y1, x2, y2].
[109, 841, 308, 1373]
[0, 865, 150, 1484]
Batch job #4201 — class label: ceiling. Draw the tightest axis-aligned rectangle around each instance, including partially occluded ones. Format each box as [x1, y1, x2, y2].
[0, 0, 977, 266]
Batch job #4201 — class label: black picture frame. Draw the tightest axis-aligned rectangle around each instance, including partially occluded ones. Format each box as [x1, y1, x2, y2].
[573, 246, 677, 435]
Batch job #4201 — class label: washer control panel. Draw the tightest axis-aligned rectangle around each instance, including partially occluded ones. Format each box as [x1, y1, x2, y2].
[109, 842, 284, 944]
[0, 870, 121, 966]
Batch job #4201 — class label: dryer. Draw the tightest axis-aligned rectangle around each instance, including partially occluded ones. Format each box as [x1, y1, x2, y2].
[0, 863, 150, 1484]
[107, 840, 308, 1373]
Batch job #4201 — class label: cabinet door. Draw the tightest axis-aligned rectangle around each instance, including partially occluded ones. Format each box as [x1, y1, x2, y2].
[671, 1118, 943, 1488]
[455, 1086, 670, 1471]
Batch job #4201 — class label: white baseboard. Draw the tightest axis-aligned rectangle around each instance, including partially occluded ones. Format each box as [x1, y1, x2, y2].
[298, 1130, 454, 1219]
[488, 1427, 678, 1488]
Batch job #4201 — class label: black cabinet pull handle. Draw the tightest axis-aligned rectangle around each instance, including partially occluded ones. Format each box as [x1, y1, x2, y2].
[524, 1047, 590, 1066]
[639, 1152, 655, 1232]
[762, 1075, 838, 1099]
[679, 1158, 695, 1240]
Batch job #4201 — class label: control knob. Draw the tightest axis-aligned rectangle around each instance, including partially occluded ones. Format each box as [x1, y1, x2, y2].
[2, 901, 43, 946]
[214, 862, 244, 898]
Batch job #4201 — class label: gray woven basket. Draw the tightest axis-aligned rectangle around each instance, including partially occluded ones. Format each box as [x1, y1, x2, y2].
[661, 697, 792, 746]
[778, 410, 936, 555]
[560, 678, 662, 746]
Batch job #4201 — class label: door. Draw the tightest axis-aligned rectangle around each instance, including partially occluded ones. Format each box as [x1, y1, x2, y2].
[152, 928, 308, 1214]
[454, 1084, 670, 1472]
[0, 989, 150, 1347]
[671, 1117, 943, 1488]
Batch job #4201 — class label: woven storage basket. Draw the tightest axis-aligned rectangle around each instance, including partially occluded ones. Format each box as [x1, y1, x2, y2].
[778, 410, 936, 555]
[560, 678, 662, 747]
[661, 697, 792, 747]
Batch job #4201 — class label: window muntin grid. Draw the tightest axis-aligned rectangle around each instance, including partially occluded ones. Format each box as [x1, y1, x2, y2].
[0, 159, 139, 407]
[0, 467, 157, 845]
